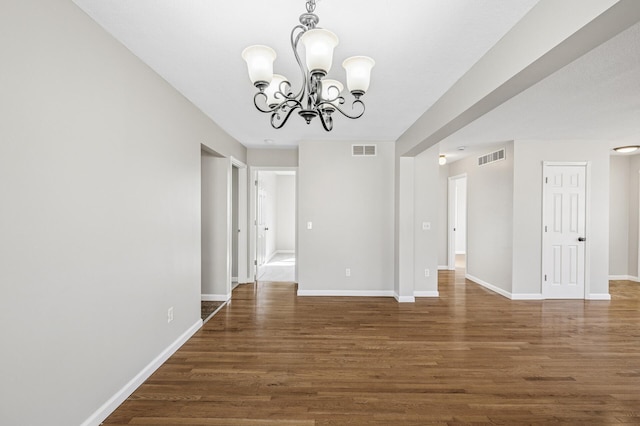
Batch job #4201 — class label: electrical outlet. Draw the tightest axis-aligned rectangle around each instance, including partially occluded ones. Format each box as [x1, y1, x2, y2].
[167, 307, 174, 323]
[345, 268, 351, 277]
[422, 222, 431, 230]
[307, 221, 313, 230]
[424, 269, 430, 277]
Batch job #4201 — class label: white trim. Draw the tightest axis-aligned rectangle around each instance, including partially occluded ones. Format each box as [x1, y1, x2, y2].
[437, 265, 449, 270]
[201, 293, 231, 302]
[455, 250, 466, 255]
[466, 274, 511, 299]
[394, 293, 416, 303]
[587, 293, 612, 300]
[231, 276, 238, 282]
[297, 290, 394, 297]
[609, 275, 640, 282]
[414, 291, 439, 297]
[511, 293, 544, 300]
[276, 250, 295, 254]
[81, 319, 202, 426]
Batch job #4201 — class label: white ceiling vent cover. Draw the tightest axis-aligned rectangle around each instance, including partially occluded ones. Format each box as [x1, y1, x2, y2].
[352, 144, 377, 157]
[478, 148, 506, 166]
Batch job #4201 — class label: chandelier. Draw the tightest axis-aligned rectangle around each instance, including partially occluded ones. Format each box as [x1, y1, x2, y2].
[241, 0, 375, 131]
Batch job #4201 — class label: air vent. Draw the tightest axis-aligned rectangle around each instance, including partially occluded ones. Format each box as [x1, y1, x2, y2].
[478, 148, 506, 166]
[352, 144, 376, 157]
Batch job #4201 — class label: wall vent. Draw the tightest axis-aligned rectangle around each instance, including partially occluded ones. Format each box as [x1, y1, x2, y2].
[352, 144, 377, 157]
[478, 148, 506, 166]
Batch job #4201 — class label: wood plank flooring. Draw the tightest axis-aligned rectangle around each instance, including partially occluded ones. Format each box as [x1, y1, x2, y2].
[104, 272, 640, 425]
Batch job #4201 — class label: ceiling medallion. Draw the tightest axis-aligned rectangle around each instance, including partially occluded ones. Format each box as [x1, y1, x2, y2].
[241, 0, 374, 131]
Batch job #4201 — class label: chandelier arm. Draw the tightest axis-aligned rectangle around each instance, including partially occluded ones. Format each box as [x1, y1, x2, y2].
[317, 99, 366, 120]
[318, 110, 334, 132]
[288, 25, 310, 103]
[253, 85, 300, 114]
[270, 102, 300, 129]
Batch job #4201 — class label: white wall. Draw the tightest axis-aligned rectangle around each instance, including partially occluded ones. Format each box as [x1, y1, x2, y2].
[276, 175, 296, 252]
[449, 143, 515, 294]
[201, 153, 231, 299]
[0, 1, 245, 424]
[609, 156, 630, 276]
[438, 163, 450, 267]
[298, 141, 395, 294]
[413, 146, 441, 295]
[512, 140, 610, 297]
[247, 148, 298, 167]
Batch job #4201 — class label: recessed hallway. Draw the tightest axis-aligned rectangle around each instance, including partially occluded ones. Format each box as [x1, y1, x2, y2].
[104, 271, 640, 425]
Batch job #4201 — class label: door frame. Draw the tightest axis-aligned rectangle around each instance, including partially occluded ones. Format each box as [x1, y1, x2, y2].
[540, 161, 591, 299]
[447, 173, 467, 270]
[249, 166, 298, 282]
[231, 157, 249, 284]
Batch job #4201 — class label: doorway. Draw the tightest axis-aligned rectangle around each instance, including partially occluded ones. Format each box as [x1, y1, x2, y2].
[448, 174, 467, 271]
[250, 168, 297, 283]
[542, 162, 588, 299]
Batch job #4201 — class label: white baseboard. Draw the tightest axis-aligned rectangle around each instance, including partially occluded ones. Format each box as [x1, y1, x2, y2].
[81, 319, 202, 426]
[232, 276, 238, 283]
[201, 293, 231, 302]
[394, 293, 416, 303]
[414, 291, 439, 297]
[609, 275, 640, 282]
[437, 265, 448, 270]
[276, 250, 295, 254]
[511, 293, 544, 300]
[466, 274, 512, 299]
[588, 293, 612, 300]
[455, 251, 466, 255]
[297, 290, 395, 297]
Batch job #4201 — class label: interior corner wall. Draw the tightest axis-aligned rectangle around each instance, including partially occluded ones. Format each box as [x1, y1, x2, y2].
[276, 175, 296, 252]
[448, 142, 515, 294]
[609, 156, 630, 276]
[201, 154, 231, 298]
[629, 154, 640, 277]
[512, 140, 610, 296]
[438, 163, 450, 267]
[0, 1, 246, 425]
[298, 141, 395, 294]
[413, 146, 440, 293]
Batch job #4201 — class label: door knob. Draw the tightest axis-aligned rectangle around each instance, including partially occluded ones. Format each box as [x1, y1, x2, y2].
[578, 237, 586, 242]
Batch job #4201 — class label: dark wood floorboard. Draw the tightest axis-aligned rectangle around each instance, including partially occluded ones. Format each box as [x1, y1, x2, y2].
[104, 271, 640, 425]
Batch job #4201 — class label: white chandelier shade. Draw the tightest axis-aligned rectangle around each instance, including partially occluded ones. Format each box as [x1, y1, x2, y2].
[299, 28, 339, 75]
[241, 0, 374, 131]
[320, 79, 343, 107]
[342, 56, 375, 94]
[264, 74, 290, 106]
[241, 45, 276, 87]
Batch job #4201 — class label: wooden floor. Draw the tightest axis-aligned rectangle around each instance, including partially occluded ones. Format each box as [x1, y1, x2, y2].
[105, 270, 640, 425]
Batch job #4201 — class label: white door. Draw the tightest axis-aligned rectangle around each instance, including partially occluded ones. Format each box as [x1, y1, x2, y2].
[542, 164, 587, 299]
[257, 185, 267, 269]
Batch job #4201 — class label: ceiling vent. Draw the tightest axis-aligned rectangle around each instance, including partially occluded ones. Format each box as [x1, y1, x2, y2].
[478, 148, 506, 166]
[352, 144, 377, 157]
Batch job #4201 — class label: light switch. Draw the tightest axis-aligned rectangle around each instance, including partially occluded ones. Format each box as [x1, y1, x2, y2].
[422, 222, 431, 230]
[307, 221, 313, 230]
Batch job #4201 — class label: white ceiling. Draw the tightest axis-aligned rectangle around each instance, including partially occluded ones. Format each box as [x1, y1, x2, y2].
[72, 0, 539, 148]
[439, 19, 640, 162]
